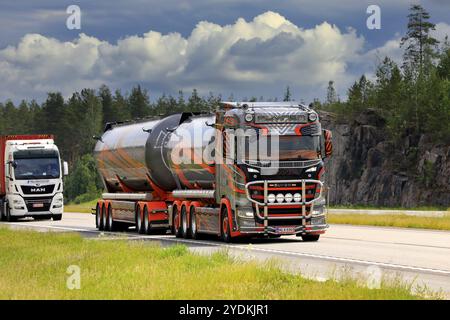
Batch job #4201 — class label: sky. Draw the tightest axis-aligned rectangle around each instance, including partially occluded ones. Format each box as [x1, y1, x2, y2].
[0, 0, 449, 104]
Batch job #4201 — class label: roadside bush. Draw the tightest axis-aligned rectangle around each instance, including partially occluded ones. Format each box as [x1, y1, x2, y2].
[64, 154, 103, 202]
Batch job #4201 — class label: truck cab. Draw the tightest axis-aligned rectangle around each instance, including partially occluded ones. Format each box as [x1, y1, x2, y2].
[214, 102, 332, 241]
[0, 135, 68, 221]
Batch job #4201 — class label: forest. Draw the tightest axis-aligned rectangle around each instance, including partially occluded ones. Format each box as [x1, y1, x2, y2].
[0, 4, 448, 204]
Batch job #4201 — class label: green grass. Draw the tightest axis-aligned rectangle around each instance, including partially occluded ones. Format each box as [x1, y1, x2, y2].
[330, 204, 449, 211]
[328, 213, 450, 230]
[0, 228, 432, 300]
[64, 199, 98, 213]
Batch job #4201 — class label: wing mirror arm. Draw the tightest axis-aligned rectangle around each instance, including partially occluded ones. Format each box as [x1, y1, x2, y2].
[205, 121, 219, 128]
[93, 135, 103, 143]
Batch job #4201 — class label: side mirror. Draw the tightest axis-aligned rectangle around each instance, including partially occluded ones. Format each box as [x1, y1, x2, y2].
[7, 160, 17, 169]
[63, 161, 69, 176]
[321, 129, 333, 158]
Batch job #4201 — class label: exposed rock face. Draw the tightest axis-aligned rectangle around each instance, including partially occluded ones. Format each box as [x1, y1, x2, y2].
[319, 110, 450, 207]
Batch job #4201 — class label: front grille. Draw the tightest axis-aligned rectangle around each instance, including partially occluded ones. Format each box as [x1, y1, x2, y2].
[21, 184, 55, 195]
[24, 197, 52, 212]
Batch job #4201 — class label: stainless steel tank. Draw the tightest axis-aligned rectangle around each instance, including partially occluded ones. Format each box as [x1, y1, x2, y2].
[94, 113, 216, 193]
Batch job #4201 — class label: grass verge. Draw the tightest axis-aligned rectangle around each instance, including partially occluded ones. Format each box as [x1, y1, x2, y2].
[328, 213, 450, 231]
[0, 228, 434, 299]
[64, 199, 98, 213]
[330, 204, 449, 211]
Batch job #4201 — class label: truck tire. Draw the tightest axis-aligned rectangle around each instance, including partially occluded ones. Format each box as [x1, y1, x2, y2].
[173, 206, 182, 238]
[143, 206, 151, 235]
[189, 206, 200, 240]
[0, 201, 5, 221]
[135, 205, 144, 234]
[102, 204, 107, 231]
[52, 214, 62, 221]
[221, 207, 231, 243]
[181, 205, 189, 239]
[96, 203, 103, 230]
[301, 234, 320, 242]
[106, 205, 115, 231]
[5, 205, 16, 222]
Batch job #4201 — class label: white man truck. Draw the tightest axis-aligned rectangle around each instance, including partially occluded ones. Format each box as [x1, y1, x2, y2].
[0, 135, 68, 221]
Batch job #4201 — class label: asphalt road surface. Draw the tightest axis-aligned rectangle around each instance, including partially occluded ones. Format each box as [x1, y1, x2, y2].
[2, 212, 450, 298]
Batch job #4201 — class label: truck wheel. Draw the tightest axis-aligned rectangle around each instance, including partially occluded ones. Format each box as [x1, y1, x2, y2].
[106, 205, 115, 231]
[0, 201, 5, 221]
[189, 206, 200, 240]
[135, 205, 144, 234]
[301, 234, 320, 242]
[102, 204, 108, 231]
[143, 206, 151, 235]
[173, 206, 182, 238]
[52, 214, 62, 221]
[5, 205, 16, 222]
[221, 207, 231, 243]
[95, 203, 102, 230]
[181, 205, 189, 239]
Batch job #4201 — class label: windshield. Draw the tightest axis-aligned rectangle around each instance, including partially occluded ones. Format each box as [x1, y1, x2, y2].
[244, 135, 320, 161]
[13, 152, 61, 180]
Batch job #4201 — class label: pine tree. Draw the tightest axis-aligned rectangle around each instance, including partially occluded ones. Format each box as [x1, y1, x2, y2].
[374, 57, 403, 112]
[326, 81, 337, 104]
[128, 85, 150, 118]
[98, 85, 114, 124]
[400, 4, 439, 77]
[283, 86, 292, 101]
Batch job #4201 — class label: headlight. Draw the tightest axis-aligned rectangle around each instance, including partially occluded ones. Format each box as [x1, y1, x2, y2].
[284, 193, 293, 202]
[305, 166, 317, 173]
[245, 113, 254, 122]
[293, 193, 302, 202]
[53, 196, 64, 208]
[311, 215, 326, 225]
[276, 193, 284, 203]
[267, 193, 276, 203]
[12, 198, 24, 210]
[312, 205, 325, 216]
[237, 208, 254, 218]
[247, 167, 259, 173]
[308, 112, 318, 122]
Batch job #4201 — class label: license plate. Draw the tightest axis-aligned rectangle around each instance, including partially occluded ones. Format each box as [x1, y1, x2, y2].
[274, 226, 296, 234]
[32, 203, 44, 208]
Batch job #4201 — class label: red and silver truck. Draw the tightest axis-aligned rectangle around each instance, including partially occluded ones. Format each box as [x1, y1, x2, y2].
[0, 135, 68, 221]
[93, 102, 332, 242]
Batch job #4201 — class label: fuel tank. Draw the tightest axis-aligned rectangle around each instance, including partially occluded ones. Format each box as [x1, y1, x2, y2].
[94, 113, 216, 193]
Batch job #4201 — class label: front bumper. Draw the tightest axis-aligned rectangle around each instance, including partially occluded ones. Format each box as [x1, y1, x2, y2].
[239, 223, 328, 236]
[243, 179, 328, 235]
[7, 194, 63, 217]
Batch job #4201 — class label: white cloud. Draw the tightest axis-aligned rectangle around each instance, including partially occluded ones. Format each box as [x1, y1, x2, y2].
[433, 22, 450, 42]
[1, 11, 444, 103]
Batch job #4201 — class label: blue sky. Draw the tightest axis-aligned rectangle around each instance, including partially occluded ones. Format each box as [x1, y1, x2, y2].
[0, 0, 449, 103]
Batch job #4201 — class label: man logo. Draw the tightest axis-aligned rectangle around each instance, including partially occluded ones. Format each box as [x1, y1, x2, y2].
[31, 188, 45, 193]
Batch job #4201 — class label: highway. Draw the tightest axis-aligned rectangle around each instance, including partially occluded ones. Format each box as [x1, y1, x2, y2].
[2, 212, 450, 298]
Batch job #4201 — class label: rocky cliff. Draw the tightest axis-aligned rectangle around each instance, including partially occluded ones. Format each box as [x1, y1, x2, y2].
[320, 109, 450, 208]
